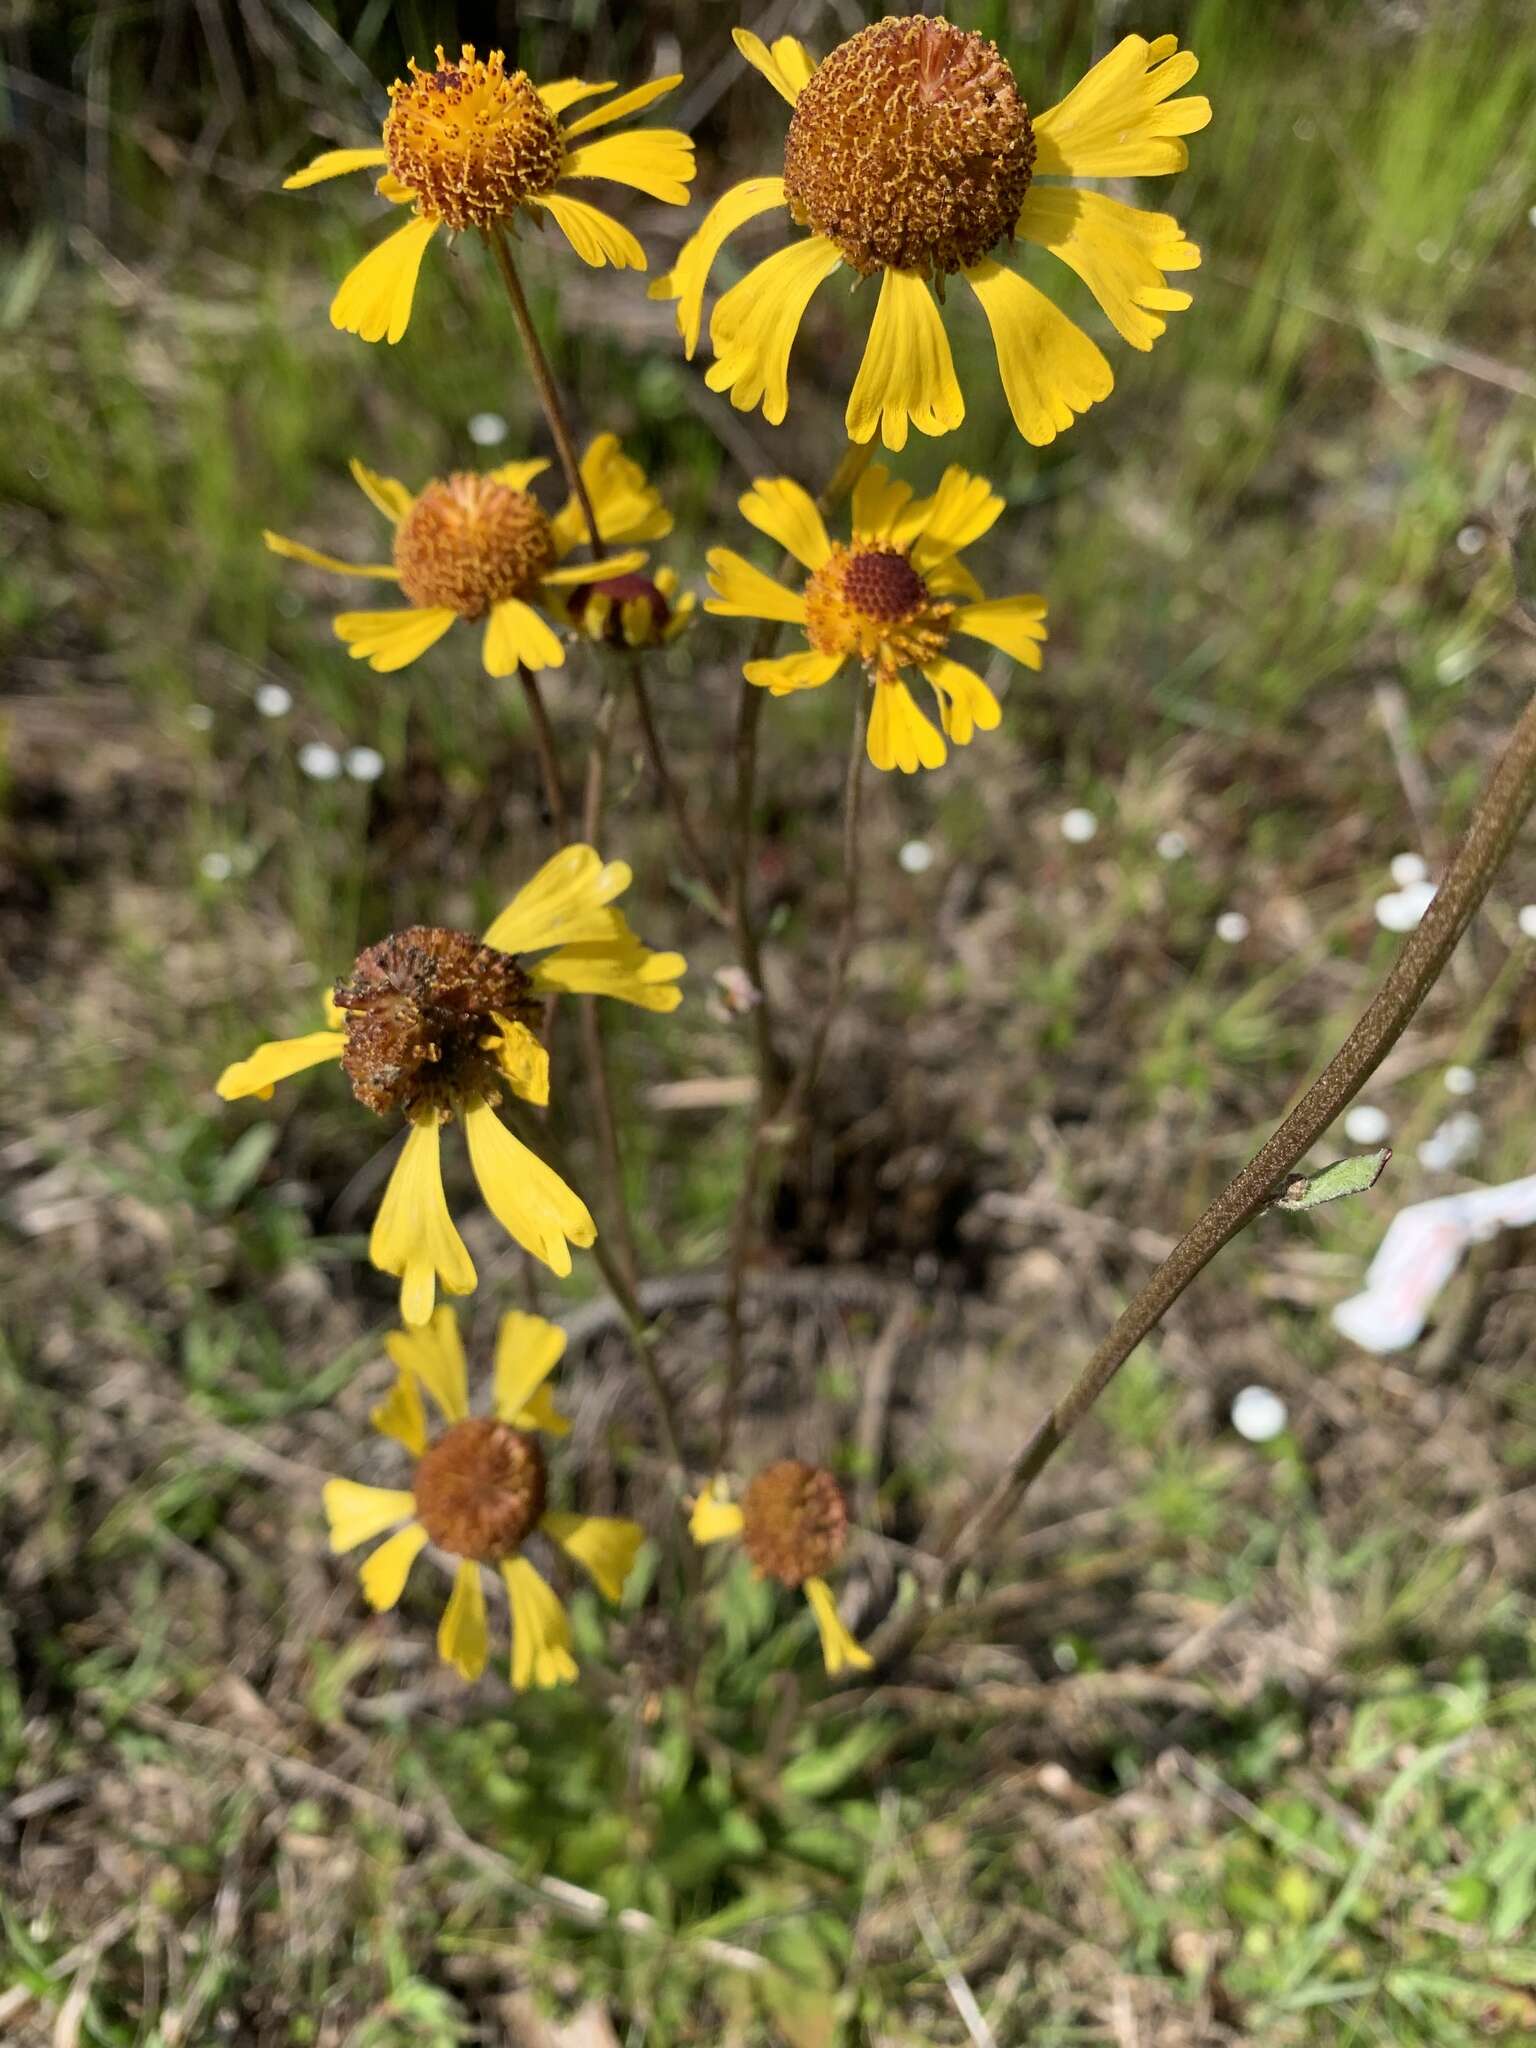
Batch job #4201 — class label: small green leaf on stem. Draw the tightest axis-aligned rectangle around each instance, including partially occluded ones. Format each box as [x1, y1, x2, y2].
[1273, 1147, 1391, 1213]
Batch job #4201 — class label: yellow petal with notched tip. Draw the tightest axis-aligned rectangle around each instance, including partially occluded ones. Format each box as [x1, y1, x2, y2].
[1018, 188, 1198, 352]
[732, 28, 816, 106]
[482, 843, 632, 955]
[330, 215, 438, 345]
[323, 1479, 417, 1554]
[368, 1117, 477, 1329]
[531, 192, 645, 270]
[550, 436, 671, 556]
[359, 1521, 428, 1610]
[706, 235, 843, 426]
[805, 1576, 873, 1673]
[335, 606, 457, 673]
[493, 1310, 568, 1428]
[349, 458, 414, 525]
[739, 478, 831, 571]
[851, 464, 916, 543]
[462, 1099, 595, 1279]
[502, 1558, 578, 1690]
[438, 1560, 488, 1681]
[283, 146, 388, 190]
[704, 548, 807, 625]
[483, 598, 564, 677]
[561, 130, 695, 206]
[539, 78, 616, 117]
[530, 918, 685, 1012]
[921, 656, 1002, 747]
[648, 178, 787, 359]
[906, 467, 1005, 570]
[487, 459, 551, 491]
[743, 649, 844, 696]
[951, 596, 1048, 670]
[689, 1482, 746, 1545]
[215, 1030, 344, 1102]
[371, 1369, 427, 1456]
[492, 1018, 549, 1106]
[1033, 33, 1210, 180]
[845, 268, 964, 452]
[868, 678, 946, 775]
[384, 1303, 470, 1424]
[964, 259, 1113, 448]
[541, 1512, 643, 1603]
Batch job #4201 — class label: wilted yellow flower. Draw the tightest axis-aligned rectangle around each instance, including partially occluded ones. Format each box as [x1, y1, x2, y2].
[324, 1305, 643, 1688]
[216, 846, 684, 1321]
[691, 1462, 872, 1675]
[557, 565, 696, 652]
[264, 435, 672, 677]
[285, 45, 696, 344]
[651, 20, 1208, 447]
[706, 462, 1045, 774]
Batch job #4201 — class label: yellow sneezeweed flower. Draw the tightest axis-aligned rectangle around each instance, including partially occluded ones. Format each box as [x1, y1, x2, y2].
[263, 435, 672, 677]
[324, 1305, 643, 1688]
[706, 462, 1045, 774]
[651, 18, 1209, 448]
[691, 1462, 873, 1676]
[215, 846, 684, 1322]
[284, 44, 696, 345]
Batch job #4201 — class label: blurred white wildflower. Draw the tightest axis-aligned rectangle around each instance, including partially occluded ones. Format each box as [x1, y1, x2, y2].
[899, 839, 934, 874]
[468, 411, 509, 446]
[345, 746, 386, 783]
[1156, 830, 1188, 861]
[1418, 1111, 1482, 1172]
[1343, 1103, 1390, 1145]
[255, 682, 293, 718]
[1231, 1385, 1288, 1443]
[1389, 851, 1427, 887]
[199, 851, 233, 882]
[1215, 910, 1249, 943]
[1060, 808, 1098, 844]
[1443, 1065, 1476, 1097]
[298, 741, 342, 781]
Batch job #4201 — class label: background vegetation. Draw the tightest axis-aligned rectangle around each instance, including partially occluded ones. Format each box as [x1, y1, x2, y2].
[4, 1, 1536, 2041]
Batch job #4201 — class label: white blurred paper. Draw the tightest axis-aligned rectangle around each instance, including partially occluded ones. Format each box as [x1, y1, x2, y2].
[1332, 1173, 1536, 1353]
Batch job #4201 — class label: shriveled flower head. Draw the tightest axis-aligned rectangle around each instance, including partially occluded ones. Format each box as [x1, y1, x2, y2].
[651, 21, 1209, 448]
[263, 435, 671, 678]
[283, 46, 696, 345]
[706, 462, 1046, 774]
[215, 846, 685, 1323]
[690, 1464, 872, 1675]
[324, 1305, 644, 1689]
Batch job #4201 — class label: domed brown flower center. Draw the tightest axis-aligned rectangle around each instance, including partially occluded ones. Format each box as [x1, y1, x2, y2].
[384, 44, 565, 233]
[334, 925, 536, 1117]
[782, 16, 1036, 279]
[804, 543, 953, 681]
[393, 474, 557, 618]
[413, 1417, 546, 1560]
[741, 1460, 849, 1587]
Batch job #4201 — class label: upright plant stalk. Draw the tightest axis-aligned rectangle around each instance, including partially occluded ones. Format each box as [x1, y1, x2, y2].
[627, 653, 730, 923]
[518, 665, 571, 838]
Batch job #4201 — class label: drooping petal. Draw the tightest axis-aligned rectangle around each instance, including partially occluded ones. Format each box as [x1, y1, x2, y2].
[867, 678, 947, 775]
[283, 147, 388, 190]
[905, 467, 1005, 570]
[845, 268, 965, 451]
[483, 598, 565, 677]
[368, 1116, 478, 1329]
[438, 1559, 489, 1681]
[538, 78, 617, 117]
[689, 1481, 746, 1546]
[322, 1479, 417, 1553]
[502, 1557, 578, 1690]
[732, 28, 817, 106]
[738, 478, 832, 570]
[349, 457, 415, 524]
[647, 177, 787, 358]
[560, 74, 682, 137]
[371, 1368, 428, 1455]
[705, 235, 843, 425]
[330, 215, 439, 345]
[384, 1303, 470, 1424]
[493, 1311, 569, 1430]
[359, 1521, 428, 1610]
[216, 1030, 344, 1103]
[1018, 188, 1199, 351]
[540, 1512, 644, 1603]
[804, 1576, 873, 1674]
[482, 844, 632, 955]
[561, 130, 695, 206]
[532, 921, 686, 1012]
[263, 530, 397, 579]
[1033, 33, 1210, 179]
[492, 1018, 550, 1106]
[462, 1098, 596, 1279]
[951, 595, 1048, 669]
[550, 434, 672, 556]
[377, 172, 414, 204]
[334, 606, 457, 673]
[703, 548, 807, 625]
[964, 259, 1113, 448]
[851, 463, 917, 543]
[743, 649, 844, 696]
[921, 655, 1003, 747]
[531, 192, 645, 270]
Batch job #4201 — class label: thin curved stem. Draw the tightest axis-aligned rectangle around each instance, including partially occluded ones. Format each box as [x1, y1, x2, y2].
[518, 666, 571, 839]
[626, 652, 730, 923]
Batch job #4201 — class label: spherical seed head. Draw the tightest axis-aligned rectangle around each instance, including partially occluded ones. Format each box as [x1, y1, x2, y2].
[804, 542, 953, 682]
[741, 1460, 850, 1587]
[384, 44, 564, 233]
[334, 925, 536, 1117]
[413, 1417, 547, 1560]
[564, 570, 674, 649]
[393, 474, 557, 618]
[782, 16, 1036, 279]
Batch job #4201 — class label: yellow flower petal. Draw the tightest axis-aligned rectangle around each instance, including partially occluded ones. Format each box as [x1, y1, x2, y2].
[323, 1478, 417, 1553]
[925, 557, 984, 602]
[377, 172, 414, 204]
[560, 73, 682, 138]
[462, 1098, 596, 1279]
[561, 130, 695, 206]
[531, 922, 686, 1013]
[1034, 34, 1210, 179]
[358, 1521, 428, 1610]
[732, 27, 817, 106]
[540, 548, 647, 586]
[867, 678, 947, 775]
[493, 1311, 569, 1429]
[368, 1116, 477, 1329]
[704, 547, 807, 625]
[845, 268, 964, 451]
[1018, 188, 1199, 352]
[384, 1303, 470, 1424]
[905, 467, 1005, 571]
[540, 1512, 643, 1603]
[482, 844, 633, 955]
[330, 214, 439, 345]
[705, 235, 843, 425]
[335, 606, 457, 673]
[349, 458, 415, 524]
[438, 1560, 489, 1682]
[215, 1030, 344, 1103]
[689, 1480, 746, 1546]
[487, 459, 551, 492]
[550, 435, 672, 556]
[921, 655, 1002, 747]
[804, 1576, 873, 1674]
[484, 598, 565, 677]
[851, 464, 916, 543]
[951, 596, 1048, 670]
[538, 78, 616, 117]
[743, 649, 844, 696]
[283, 146, 388, 190]
[964, 259, 1113, 448]
[492, 1018, 550, 1106]
[263, 530, 397, 580]
[739, 478, 832, 571]
[531, 192, 645, 270]
[371, 1369, 428, 1455]
[502, 1557, 578, 1690]
[647, 177, 787, 359]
